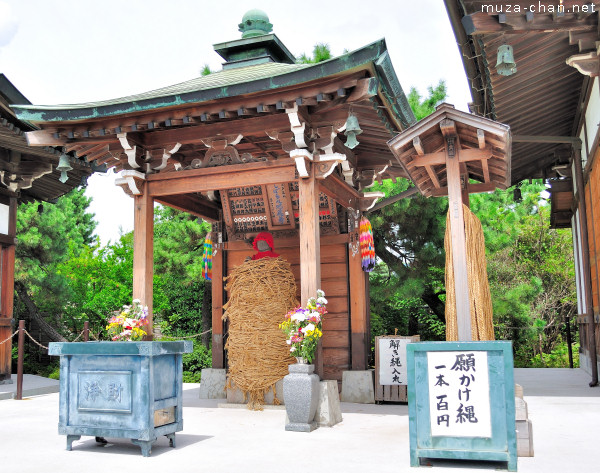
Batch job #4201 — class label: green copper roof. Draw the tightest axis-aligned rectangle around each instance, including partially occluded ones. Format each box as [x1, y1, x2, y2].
[12, 39, 415, 127]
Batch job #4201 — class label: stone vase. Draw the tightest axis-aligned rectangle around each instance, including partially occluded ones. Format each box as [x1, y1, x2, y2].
[283, 362, 320, 432]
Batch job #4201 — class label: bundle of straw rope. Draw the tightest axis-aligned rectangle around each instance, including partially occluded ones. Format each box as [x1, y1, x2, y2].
[222, 256, 298, 410]
[444, 204, 495, 341]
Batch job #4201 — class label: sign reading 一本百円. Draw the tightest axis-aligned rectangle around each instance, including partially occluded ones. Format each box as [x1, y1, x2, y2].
[378, 338, 412, 385]
[427, 351, 491, 438]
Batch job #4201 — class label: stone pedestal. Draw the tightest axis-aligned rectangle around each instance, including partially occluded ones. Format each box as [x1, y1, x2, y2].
[283, 363, 319, 432]
[315, 380, 342, 427]
[341, 370, 375, 403]
[199, 368, 226, 399]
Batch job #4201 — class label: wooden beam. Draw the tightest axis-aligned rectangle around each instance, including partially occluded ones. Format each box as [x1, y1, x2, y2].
[298, 166, 322, 376]
[513, 135, 581, 144]
[430, 182, 498, 197]
[147, 160, 297, 197]
[462, 11, 597, 35]
[425, 165, 441, 188]
[154, 194, 219, 222]
[445, 137, 471, 341]
[132, 187, 154, 340]
[25, 129, 67, 146]
[411, 146, 493, 167]
[477, 129, 486, 149]
[318, 173, 360, 209]
[211, 246, 224, 369]
[482, 158, 491, 183]
[349, 237, 367, 370]
[440, 119, 457, 137]
[143, 114, 292, 147]
[413, 136, 425, 155]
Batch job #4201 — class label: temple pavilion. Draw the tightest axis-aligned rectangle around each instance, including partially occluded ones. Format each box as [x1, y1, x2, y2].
[13, 10, 417, 382]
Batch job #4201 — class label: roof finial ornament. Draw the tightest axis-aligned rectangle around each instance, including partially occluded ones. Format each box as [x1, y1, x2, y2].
[238, 9, 273, 38]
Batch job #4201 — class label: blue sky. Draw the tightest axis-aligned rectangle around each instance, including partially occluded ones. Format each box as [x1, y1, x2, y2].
[0, 0, 471, 244]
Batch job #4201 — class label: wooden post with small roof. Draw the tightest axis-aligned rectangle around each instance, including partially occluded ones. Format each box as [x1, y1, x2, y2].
[388, 103, 511, 340]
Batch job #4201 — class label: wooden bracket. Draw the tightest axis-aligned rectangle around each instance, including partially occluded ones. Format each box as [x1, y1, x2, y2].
[290, 148, 314, 178]
[115, 170, 146, 196]
[315, 153, 346, 179]
[150, 142, 182, 171]
[360, 191, 385, 211]
[341, 161, 354, 185]
[117, 133, 147, 169]
[286, 104, 310, 148]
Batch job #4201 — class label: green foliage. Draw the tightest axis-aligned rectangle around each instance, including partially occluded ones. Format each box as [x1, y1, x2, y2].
[368, 79, 450, 345]
[201, 64, 212, 76]
[407, 80, 447, 120]
[530, 342, 579, 368]
[470, 182, 577, 366]
[48, 365, 60, 380]
[182, 343, 212, 383]
[297, 43, 332, 64]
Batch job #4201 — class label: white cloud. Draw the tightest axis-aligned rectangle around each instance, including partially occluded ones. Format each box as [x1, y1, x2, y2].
[0, 1, 18, 48]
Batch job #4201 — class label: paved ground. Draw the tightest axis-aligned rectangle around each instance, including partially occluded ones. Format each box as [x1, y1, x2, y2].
[0, 374, 59, 400]
[0, 368, 598, 472]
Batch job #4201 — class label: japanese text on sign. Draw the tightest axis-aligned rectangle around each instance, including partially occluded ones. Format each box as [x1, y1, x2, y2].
[427, 351, 491, 438]
[378, 338, 412, 385]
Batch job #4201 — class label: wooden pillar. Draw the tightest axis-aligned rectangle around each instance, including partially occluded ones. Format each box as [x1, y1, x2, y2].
[0, 197, 16, 383]
[298, 166, 323, 376]
[349, 242, 368, 370]
[133, 189, 154, 340]
[574, 144, 598, 385]
[211, 246, 224, 369]
[444, 130, 472, 340]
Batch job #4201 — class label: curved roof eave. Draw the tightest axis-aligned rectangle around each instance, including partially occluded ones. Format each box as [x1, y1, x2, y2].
[12, 39, 414, 129]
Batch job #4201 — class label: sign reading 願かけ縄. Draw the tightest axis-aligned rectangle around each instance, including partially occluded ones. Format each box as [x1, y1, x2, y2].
[378, 337, 412, 385]
[427, 351, 491, 438]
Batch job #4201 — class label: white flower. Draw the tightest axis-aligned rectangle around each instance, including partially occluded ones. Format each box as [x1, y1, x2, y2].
[290, 346, 296, 353]
[286, 339, 291, 345]
[310, 311, 320, 319]
[316, 289, 325, 298]
[291, 312, 307, 322]
[317, 297, 328, 305]
[132, 299, 141, 304]
[301, 323, 315, 334]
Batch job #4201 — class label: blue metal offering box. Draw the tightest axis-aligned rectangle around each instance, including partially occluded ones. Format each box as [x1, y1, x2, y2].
[407, 341, 517, 471]
[49, 341, 192, 457]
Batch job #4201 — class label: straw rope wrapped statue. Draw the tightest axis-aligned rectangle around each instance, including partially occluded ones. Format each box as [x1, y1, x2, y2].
[222, 232, 297, 410]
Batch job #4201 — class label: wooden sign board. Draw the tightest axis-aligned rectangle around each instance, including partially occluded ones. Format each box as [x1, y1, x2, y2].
[407, 341, 517, 471]
[374, 335, 419, 402]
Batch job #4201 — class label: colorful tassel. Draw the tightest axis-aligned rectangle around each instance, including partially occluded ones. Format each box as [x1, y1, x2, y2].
[359, 217, 375, 272]
[202, 234, 213, 281]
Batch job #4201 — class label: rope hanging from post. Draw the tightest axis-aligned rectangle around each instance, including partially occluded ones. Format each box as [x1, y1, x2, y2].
[444, 204, 495, 341]
[222, 257, 298, 410]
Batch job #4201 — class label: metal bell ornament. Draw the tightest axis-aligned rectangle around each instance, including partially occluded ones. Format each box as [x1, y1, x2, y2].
[496, 45, 516, 76]
[344, 113, 363, 149]
[57, 153, 73, 183]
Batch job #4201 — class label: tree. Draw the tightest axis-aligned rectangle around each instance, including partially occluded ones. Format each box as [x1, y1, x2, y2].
[14, 189, 97, 339]
[297, 43, 332, 64]
[470, 182, 577, 366]
[153, 206, 211, 346]
[369, 80, 449, 333]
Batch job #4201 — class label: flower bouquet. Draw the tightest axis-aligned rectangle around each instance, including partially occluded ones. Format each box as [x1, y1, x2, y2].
[106, 299, 148, 341]
[279, 290, 327, 363]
